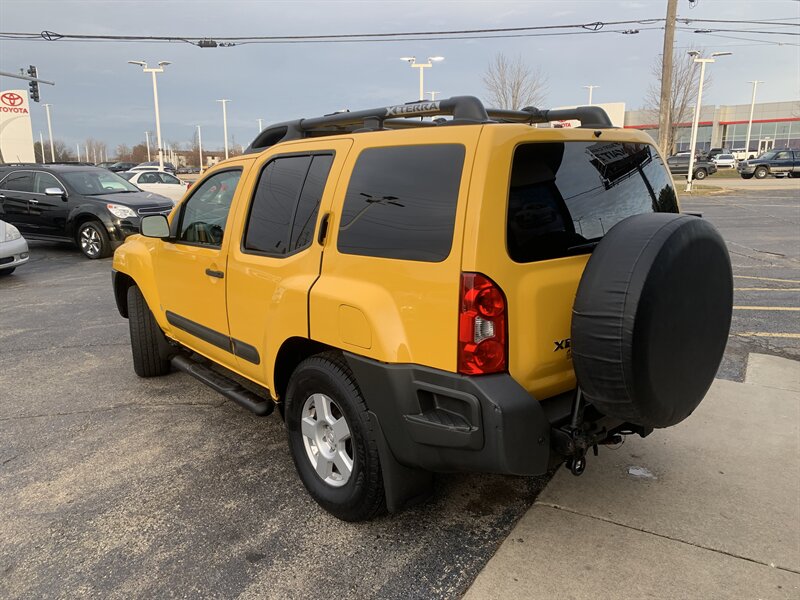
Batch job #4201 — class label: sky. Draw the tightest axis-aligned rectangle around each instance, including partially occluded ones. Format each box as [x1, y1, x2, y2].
[1, 0, 798, 155]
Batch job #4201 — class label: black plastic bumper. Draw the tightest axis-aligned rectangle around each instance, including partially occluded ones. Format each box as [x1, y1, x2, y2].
[344, 353, 553, 477]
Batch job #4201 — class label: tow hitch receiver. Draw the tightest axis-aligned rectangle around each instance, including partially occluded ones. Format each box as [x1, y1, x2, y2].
[550, 388, 646, 476]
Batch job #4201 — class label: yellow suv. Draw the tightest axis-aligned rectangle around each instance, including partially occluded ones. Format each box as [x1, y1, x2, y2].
[112, 96, 733, 521]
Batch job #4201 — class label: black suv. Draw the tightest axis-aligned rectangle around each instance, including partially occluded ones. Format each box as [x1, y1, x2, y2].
[666, 154, 717, 180]
[0, 164, 174, 259]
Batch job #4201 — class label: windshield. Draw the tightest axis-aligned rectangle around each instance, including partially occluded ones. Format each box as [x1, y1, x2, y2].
[507, 141, 678, 263]
[62, 170, 140, 195]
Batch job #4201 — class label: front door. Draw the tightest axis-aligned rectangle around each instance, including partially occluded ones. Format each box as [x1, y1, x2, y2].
[154, 167, 245, 367]
[30, 171, 70, 237]
[225, 140, 352, 387]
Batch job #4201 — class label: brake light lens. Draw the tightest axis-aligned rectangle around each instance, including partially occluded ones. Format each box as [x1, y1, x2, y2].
[458, 273, 507, 375]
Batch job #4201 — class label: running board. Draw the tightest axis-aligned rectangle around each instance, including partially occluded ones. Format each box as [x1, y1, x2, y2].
[171, 354, 274, 416]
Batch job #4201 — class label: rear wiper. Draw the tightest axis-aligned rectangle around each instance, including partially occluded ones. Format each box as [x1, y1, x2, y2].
[567, 241, 600, 252]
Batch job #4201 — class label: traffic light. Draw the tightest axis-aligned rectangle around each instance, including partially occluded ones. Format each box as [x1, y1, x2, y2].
[27, 65, 40, 102]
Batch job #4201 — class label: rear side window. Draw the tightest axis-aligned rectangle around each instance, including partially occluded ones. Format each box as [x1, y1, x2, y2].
[243, 154, 333, 255]
[337, 144, 465, 262]
[507, 141, 678, 263]
[1, 171, 33, 192]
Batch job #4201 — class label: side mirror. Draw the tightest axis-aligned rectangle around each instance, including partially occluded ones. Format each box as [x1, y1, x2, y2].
[45, 187, 66, 199]
[140, 214, 171, 239]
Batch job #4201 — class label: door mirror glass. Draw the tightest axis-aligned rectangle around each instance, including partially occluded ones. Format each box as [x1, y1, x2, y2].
[141, 215, 170, 238]
[44, 187, 65, 196]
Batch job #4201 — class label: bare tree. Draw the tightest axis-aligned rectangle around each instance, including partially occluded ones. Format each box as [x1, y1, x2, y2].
[482, 53, 549, 110]
[645, 50, 712, 156]
[115, 144, 132, 161]
[34, 140, 75, 162]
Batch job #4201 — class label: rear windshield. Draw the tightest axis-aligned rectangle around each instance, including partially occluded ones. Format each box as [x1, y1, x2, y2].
[507, 141, 678, 263]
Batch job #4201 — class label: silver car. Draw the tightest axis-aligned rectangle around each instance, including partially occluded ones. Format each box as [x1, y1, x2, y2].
[0, 219, 29, 276]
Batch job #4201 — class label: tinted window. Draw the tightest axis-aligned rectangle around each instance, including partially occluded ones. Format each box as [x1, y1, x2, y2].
[337, 145, 465, 262]
[244, 156, 311, 254]
[33, 172, 60, 194]
[1, 171, 34, 192]
[508, 141, 678, 263]
[179, 169, 241, 246]
[139, 173, 159, 184]
[291, 155, 333, 251]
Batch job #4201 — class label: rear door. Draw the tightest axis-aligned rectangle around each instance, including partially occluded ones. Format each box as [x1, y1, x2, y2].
[225, 139, 352, 387]
[0, 171, 34, 233]
[465, 128, 679, 401]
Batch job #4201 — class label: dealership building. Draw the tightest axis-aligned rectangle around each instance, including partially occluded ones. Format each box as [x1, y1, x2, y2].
[624, 100, 800, 155]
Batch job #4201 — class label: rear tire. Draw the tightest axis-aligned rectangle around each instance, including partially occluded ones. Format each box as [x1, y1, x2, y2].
[285, 352, 385, 521]
[754, 166, 769, 179]
[694, 168, 707, 180]
[127, 285, 172, 377]
[77, 220, 112, 259]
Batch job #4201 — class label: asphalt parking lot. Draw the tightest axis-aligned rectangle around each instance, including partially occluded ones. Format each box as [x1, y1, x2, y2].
[1, 186, 798, 598]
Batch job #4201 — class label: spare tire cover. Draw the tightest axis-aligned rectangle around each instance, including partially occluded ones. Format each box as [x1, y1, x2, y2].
[571, 213, 732, 429]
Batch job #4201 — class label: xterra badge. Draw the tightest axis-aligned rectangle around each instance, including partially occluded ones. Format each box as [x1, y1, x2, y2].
[554, 338, 571, 357]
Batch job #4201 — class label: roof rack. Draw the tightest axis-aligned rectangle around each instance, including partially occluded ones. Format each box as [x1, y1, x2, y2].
[245, 95, 613, 154]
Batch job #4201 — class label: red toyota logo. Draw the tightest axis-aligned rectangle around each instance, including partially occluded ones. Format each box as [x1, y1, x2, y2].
[1, 92, 23, 107]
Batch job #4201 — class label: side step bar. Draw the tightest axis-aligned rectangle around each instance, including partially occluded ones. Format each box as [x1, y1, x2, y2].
[171, 354, 274, 416]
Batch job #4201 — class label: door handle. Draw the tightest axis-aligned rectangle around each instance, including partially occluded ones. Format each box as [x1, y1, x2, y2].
[205, 268, 224, 279]
[29, 199, 39, 204]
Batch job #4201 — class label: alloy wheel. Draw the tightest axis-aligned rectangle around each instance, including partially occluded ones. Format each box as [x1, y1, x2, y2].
[300, 393, 354, 487]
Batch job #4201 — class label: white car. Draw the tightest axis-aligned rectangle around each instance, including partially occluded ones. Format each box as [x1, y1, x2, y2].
[712, 154, 737, 169]
[120, 170, 189, 203]
[0, 220, 29, 276]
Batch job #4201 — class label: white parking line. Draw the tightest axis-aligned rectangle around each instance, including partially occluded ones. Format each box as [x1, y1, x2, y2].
[735, 288, 800, 292]
[736, 332, 800, 339]
[734, 275, 800, 284]
[733, 306, 800, 311]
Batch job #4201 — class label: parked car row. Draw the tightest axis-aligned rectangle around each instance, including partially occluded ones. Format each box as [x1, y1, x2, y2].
[667, 147, 800, 180]
[0, 163, 175, 260]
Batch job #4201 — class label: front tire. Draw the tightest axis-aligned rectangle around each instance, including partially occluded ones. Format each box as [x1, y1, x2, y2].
[127, 285, 172, 377]
[77, 220, 112, 259]
[754, 166, 769, 179]
[740, 173, 753, 179]
[285, 353, 385, 521]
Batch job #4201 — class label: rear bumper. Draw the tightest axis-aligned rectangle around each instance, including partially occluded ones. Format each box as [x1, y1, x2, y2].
[345, 353, 556, 477]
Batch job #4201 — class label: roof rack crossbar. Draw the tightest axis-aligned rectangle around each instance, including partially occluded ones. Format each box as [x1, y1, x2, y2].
[244, 96, 613, 154]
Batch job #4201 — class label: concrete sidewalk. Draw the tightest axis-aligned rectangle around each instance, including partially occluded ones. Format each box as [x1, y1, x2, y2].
[464, 354, 800, 600]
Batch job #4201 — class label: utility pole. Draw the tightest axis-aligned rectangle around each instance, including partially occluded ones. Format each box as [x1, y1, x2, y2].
[38, 131, 45, 163]
[197, 125, 203, 171]
[145, 131, 151, 161]
[583, 85, 599, 104]
[217, 99, 230, 160]
[745, 81, 763, 159]
[76, 142, 80, 161]
[657, 0, 679, 156]
[43, 103, 55, 162]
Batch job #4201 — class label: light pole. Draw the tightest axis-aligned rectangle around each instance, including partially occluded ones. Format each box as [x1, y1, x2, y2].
[583, 85, 599, 104]
[745, 80, 763, 159]
[685, 51, 732, 192]
[400, 56, 444, 101]
[129, 60, 170, 170]
[43, 103, 55, 162]
[144, 131, 152, 161]
[257, 118, 263, 132]
[217, 99, 230, 159]
[75, 142, 80, 162]
[197, 125, 203, 172]
[38, 131, 45, 163]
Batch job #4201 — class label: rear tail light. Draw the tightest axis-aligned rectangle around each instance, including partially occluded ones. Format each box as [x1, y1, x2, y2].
[458, 273, 507, 375]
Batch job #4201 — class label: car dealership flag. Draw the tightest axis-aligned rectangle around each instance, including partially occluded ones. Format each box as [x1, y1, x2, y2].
[0, 89, 36, 163]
